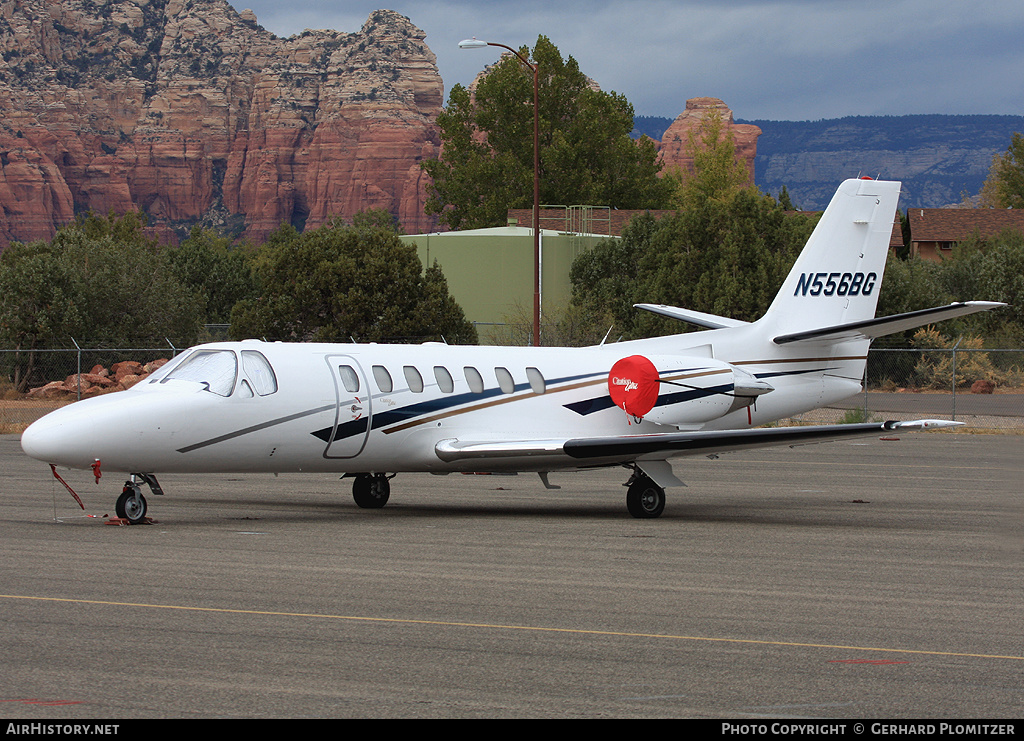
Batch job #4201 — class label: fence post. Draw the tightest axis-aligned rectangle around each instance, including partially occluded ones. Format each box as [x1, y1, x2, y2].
[951, 338, 961, 421]
[862, 362, 868, 418]
[71, 337, 82, 401]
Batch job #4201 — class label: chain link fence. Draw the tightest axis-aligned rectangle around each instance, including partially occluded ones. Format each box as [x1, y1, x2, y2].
[3, 343, 1023, 433]
[820, 347, 1024, 430]
[0, 343, 183, 433]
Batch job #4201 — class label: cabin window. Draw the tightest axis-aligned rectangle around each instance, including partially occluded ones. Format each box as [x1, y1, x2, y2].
[464, 366, 484, 394]
[372, 365, 393, 393]
[162, 349, 237, 397]
[434, 366, 454, 393]
[338, 365, 360, 394]
[526, 367, 546, 394]
[495, 366, 515, 394]
[241, 351, 278, 396]
[404, 365, 424, 393]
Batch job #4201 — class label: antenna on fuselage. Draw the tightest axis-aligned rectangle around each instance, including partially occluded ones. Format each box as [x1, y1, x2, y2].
[600, 325, 614, 347]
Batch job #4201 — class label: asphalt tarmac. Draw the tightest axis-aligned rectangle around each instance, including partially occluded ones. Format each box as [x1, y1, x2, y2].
[0, 431, 1022, 719]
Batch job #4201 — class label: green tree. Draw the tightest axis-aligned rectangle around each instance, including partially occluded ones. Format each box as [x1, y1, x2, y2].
[422, 36, 674, 230]
[230, 217, 477, 344]
[876, 228, 1024, 342]
[931, 229, 1024, 342]
[670, 112, 753, 210]
[0, 214, 204, 391]
[979, 132, 1024, 209]
[0, 240, 83, 391]
[776, 185, 797, 211]
[570, 189, 818, 340]
[168, 226, 256, 324]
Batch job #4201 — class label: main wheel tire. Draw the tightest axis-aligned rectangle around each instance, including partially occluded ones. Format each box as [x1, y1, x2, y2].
[352, 474, 390, 509]
[626, 477, 665, 519]
[115, 488, 148, 524]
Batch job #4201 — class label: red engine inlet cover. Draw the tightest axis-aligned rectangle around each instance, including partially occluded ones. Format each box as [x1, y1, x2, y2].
[608, 355, 660, 418]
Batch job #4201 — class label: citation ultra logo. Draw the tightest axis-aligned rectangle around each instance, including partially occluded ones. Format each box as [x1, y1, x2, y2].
[611, 376, 639, 393]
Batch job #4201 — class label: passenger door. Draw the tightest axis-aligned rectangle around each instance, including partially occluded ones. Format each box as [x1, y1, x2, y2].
[324, 355, 372, 459]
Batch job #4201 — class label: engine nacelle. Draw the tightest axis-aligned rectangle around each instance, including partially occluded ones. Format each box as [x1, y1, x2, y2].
[608, 354, 773, 427]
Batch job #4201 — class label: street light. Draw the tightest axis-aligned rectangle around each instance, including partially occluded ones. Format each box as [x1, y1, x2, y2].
[459, 38, 541, 347]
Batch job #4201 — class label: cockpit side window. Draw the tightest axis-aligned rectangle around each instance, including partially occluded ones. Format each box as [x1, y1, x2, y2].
[241, 351, 278, 396]
[162, 349, 237, 396]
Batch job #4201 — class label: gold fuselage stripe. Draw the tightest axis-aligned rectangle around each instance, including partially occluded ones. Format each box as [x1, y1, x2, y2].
[380, 355, 862, 436]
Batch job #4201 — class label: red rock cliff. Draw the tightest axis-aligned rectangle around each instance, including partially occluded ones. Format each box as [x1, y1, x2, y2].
[659, 97, 760, 184]
[0, 2, 443, 245]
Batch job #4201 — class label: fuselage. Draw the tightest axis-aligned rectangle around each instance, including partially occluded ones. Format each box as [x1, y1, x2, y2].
[15, 179, 1001, 522]
[20, 330, 866, 476]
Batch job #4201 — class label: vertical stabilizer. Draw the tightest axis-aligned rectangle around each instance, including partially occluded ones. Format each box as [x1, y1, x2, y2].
[759, 178, 901, 337]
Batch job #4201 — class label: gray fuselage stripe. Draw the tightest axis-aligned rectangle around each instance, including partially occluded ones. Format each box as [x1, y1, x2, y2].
[176, 404, 337, 453]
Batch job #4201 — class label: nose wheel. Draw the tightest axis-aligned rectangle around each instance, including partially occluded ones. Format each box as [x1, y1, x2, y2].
[626, 474, 666, 519]
[114, 474, 161, 524]
[116, 484, 148, 524]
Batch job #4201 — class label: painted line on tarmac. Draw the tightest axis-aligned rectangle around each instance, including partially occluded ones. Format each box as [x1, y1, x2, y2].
[4, 593, 1023, 663]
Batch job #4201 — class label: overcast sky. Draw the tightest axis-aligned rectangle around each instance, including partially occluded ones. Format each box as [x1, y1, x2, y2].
[227, 0, 1024, 122]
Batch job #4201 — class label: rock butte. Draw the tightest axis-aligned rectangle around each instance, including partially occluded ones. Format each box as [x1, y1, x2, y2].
[0, 2, 755, 247]
[0, 2, 443, 245]
[657, 97, 760, 184]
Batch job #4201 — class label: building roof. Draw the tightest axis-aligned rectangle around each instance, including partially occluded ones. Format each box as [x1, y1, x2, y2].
[509, 208, 906, 251]
[407, 225, 567, 238]
[507, 208, 674, 237]
[908, 208, 1024, 242]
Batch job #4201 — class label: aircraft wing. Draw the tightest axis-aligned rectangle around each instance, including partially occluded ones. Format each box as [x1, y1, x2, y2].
[435, 419, 960, 465]
[772, 302, 1005, 345]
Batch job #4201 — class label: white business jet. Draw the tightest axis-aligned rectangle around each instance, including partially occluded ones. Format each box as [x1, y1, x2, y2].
[21, 179, 1001, 521]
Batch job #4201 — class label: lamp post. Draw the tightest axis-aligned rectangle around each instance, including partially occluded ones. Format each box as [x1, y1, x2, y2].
[459, 38, 541, 347]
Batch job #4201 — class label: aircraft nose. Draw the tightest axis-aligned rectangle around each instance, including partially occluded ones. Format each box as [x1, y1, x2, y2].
[20, 397, 120, 470]
[20, 385, 203, 473]
[21, 409, 78, 466]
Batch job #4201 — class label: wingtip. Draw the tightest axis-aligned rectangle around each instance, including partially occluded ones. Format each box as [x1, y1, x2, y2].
[885, 419, 965, 431]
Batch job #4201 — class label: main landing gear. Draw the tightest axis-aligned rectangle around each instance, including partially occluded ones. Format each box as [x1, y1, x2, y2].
[625, 470, 666, 519]
[351, 472, 392, 509]
[344, 470, 668, 518]
[116, 473, 164, 524]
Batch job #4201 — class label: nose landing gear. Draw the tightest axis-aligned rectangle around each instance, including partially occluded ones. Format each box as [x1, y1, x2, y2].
[115, 485, 147, 524]
[115, 474, 163, 524]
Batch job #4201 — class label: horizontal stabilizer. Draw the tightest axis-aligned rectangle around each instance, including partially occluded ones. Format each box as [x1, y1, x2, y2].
[772, 302, 1005, 345]
[633, 303, 749, 330]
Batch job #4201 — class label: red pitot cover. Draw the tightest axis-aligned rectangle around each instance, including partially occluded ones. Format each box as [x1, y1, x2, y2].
[608, 355, 660, 418]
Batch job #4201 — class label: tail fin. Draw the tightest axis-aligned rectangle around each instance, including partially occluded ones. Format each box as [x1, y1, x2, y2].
[759, 178, 901, 337]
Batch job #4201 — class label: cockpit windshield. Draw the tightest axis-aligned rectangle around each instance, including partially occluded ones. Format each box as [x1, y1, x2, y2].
[161, 349, 237, 396]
